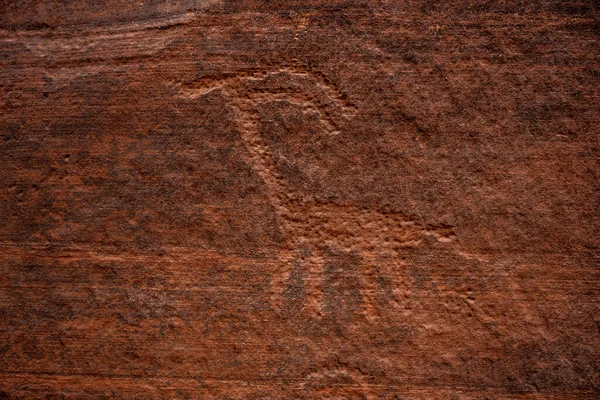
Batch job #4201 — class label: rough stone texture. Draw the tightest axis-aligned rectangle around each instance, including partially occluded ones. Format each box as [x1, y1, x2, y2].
[0, 1, 599, 398]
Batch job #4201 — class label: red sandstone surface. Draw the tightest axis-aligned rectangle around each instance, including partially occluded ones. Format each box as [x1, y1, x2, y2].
[0, 1, 599, 398]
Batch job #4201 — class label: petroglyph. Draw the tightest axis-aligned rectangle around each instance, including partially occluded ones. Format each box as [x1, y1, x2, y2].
[179, 68, 454, 319]
[301, 366, 379, 399]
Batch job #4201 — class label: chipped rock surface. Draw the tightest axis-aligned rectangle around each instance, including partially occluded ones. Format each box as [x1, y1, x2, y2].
[0, 1, 599, 398]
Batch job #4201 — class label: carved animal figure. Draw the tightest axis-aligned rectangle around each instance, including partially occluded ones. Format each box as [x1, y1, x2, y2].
[179, 68, 454, 319]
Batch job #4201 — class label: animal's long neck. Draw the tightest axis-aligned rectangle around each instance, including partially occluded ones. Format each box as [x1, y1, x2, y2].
[230, 95, 300, 245]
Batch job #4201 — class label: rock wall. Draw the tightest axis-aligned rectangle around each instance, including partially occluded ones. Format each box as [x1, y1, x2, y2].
[1, 1, 599, 398]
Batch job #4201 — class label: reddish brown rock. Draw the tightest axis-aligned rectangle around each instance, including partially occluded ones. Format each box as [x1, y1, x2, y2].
[0, 1, 599, 398]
